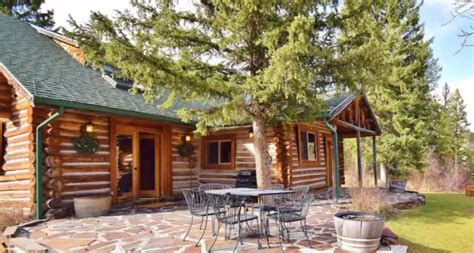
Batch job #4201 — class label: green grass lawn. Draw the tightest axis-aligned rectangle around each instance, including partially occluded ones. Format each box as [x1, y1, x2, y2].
[386, 193, 474, 253]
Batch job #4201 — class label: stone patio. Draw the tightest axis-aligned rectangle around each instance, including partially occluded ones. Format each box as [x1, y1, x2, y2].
[6, 189, 424, 252]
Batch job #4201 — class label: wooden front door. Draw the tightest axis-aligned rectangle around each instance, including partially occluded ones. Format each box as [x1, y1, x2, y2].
[116, 125, 160, 200]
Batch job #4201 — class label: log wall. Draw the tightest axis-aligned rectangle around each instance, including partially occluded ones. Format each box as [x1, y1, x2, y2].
[34, 108, 111, 208]
[0, 76, 35, 214]
[287, 122, 332, 189]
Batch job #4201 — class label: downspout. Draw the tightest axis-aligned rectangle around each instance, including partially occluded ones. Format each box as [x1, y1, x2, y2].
[323, 117, 340, 202]
[35, 106, 64, 219]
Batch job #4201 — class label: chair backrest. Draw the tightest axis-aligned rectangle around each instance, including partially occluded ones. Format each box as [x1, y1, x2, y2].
[275, 192, 314, 220]
[182, 190, 208, 216]
[270, 184, 284, 190]
[287, 185, 310, 200]
[261, 184, 285, 205]
[198, 183, 232, 192]
[207, 193, 245, 224]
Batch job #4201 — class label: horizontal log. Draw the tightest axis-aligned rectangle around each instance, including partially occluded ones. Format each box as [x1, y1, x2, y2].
[333, 119, 377, 136]
[0, 191, 30, 198]
[0, 183, 31, 191]
[61, 155, 109, 163]
[0, 172, 31, 182]
[62, 166, 110, 174]
[2, 162, 34, 171]
[4, 125, 32, 137]
[62, 174, 110, 182]
[0, 201, 32, 208]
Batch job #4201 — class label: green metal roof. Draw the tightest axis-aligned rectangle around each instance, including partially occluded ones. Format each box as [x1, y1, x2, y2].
[0, 15, 359, 125]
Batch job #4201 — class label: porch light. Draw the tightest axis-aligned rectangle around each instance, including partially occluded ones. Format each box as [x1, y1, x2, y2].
[184, 134, 192, 142]
[84, 119, 94, 133]
[248, 129, 254, 138]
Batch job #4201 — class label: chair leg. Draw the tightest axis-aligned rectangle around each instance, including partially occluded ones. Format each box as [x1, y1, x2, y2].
[232, 223, 242, 252]
[208, 223, 221, 253]
[200, 216, 205, 230]
[301, 219, 312, 248]
[256, 219, 261, 249]
[265, 219, 271, 248]
[183, 215, 193, 241]
[196, 215, 209, 247]
[275, 220, 283, 251]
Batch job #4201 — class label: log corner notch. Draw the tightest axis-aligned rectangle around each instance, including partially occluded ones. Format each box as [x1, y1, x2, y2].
[329, 96, 382, 189]
[35, 106, 64, 219]
[0, 72, 12, 122]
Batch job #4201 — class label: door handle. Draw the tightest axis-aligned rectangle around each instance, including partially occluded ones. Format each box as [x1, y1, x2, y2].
[134, 167, 138, 171]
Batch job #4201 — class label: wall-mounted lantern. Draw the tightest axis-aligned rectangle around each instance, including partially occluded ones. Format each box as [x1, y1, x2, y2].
[73, 118, 99, 154]
[248, 129, 254, 138]
[83, 119, 94, 133]
[177, 134, 194, 157]
[184, 134, 192, 142]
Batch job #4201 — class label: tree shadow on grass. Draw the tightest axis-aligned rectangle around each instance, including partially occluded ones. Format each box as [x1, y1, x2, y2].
[398, 237, 450, 253]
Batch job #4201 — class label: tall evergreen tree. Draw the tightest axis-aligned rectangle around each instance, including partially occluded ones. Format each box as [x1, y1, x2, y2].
[340, 0, 441, 177]
[71, 0, 384, 188]
[0, 0, 54, 28]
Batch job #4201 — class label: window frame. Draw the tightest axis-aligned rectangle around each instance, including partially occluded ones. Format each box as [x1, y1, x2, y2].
[201, 134, 236, 170]
[297, 124, 321, 166]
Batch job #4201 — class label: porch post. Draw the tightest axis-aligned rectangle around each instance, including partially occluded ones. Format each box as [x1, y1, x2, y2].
[372, 135, 377, 187]
[356, 130, 362, 187]
[356, 99, 362, 187]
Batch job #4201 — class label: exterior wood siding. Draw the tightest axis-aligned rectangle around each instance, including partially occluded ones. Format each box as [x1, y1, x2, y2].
[0, 78, 35, 214]
[33, 108, 111, 207]
[288, 122, 332, 189]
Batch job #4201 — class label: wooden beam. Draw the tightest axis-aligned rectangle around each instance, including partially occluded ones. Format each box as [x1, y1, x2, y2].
[333, 119, 377, 136]
[373, 135, 378, 187]
[356, 99, 362, 187]
[109, 117, 117, 203]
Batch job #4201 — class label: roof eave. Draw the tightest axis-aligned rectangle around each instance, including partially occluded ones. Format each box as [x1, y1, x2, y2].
[33, 96, 196, 126]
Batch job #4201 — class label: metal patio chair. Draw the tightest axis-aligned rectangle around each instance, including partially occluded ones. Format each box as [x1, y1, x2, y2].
[198, 183, 232, 192]
[207, 193, 260, 252]
[182, 190, 216, 246]
[266, 192, 314, 249]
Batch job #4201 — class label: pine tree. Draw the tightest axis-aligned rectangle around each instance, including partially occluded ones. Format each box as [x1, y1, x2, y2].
[340, 0, 441, 177]
[0, 0, 54, 28]
[71, 0, 384, 188]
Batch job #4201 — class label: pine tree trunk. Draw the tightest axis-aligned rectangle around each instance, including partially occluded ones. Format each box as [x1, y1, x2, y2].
[380, 162, 388, 188]
[253, 117, 272, 189]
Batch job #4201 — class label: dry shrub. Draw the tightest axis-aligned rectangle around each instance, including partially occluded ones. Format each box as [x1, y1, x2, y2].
[408, 152, 471, 192]
[0, 209, 30, 232]
[349, 188, 398, 218]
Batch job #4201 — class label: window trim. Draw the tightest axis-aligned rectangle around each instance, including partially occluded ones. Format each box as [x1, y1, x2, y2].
[201, 134, 236, 170]
[297, 124, 321, 166]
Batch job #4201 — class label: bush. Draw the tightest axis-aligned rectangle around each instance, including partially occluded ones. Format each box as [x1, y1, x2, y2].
[0, 209, 30, 232]
[408, 152, 471, 192]
[349, 187, 398, 218]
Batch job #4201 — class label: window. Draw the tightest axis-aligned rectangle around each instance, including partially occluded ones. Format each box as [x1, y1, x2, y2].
[297, 125, 320, 165]
[202, 135, 235, 169]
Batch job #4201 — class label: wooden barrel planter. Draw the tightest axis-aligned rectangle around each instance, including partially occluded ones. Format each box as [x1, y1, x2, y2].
[334, 212, 385, 252]
[73, 195, 111, 218]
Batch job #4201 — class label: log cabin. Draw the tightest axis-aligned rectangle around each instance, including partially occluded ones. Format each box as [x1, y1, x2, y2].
[0, 15, 381, 218]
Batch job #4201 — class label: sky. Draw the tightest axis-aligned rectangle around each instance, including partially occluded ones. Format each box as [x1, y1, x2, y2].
[42, 0, 474, 130]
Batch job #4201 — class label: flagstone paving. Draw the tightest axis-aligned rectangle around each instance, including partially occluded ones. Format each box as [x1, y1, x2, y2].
[11, 189, 423, 252]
